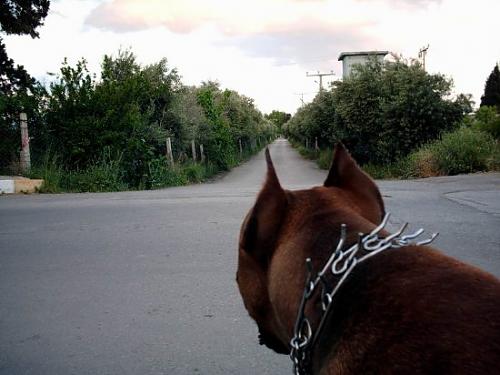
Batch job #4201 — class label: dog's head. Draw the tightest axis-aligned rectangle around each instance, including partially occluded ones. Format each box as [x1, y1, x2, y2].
[236, 144, 385, 354]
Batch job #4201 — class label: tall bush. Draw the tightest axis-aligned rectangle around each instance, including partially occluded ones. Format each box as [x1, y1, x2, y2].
[333, 60, 465, 164]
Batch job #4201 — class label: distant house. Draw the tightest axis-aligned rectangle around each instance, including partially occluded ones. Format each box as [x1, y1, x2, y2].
[338, 51, 389, 79]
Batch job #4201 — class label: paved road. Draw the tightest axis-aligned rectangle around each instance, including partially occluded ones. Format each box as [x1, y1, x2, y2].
[1, 139, 499, 375]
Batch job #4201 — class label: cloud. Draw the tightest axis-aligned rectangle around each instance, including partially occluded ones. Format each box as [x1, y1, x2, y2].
[85, 0, 444, 35]
[85, 0, 369, 35]
[86, 0, 211, 33]
[356, 0, 442, 8]
[387, 0, 442, 5]
[85, 0, 379, 70]
[84, 1, 148, 32]
[225, 23, 376, 70]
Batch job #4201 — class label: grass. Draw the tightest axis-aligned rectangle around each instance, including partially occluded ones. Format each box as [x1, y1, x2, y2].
[296, 145, 319, 160]
[28, 153, 65, 193]
[317, 149, 333, 170]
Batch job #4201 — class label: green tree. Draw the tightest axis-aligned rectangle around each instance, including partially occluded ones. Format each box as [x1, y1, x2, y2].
[473, 105, 500, 139]
[480, 64, 500, 112]
[283, 92, 339, 148]
[196, 82, 236, 170]
[266, 110, 291, 133]
[0, 0, 50, 172]
[0, 0, 50, 94]
[171, 85, 207, 149]
[44, 58, 98, 167]
[43, 50, 182, 187]
[96, 51, 181, 185]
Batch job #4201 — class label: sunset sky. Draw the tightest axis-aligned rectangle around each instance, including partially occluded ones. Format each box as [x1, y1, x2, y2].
[4, 0, 500, 114]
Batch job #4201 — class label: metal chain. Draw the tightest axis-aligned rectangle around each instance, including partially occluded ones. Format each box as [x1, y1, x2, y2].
[289, 213, 438, 375]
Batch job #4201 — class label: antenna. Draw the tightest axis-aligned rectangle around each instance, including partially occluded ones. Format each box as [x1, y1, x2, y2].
[418, 45, 429, 71]
[293, 92, 305, 106]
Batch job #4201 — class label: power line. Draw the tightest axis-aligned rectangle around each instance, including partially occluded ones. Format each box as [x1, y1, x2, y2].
[306, 71, 335, 92]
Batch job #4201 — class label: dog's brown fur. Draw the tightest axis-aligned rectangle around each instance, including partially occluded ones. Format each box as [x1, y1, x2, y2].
[237, 144, 500, 374]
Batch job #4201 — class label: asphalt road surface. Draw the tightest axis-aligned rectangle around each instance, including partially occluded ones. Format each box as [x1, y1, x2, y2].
[1, 139, 499, 375]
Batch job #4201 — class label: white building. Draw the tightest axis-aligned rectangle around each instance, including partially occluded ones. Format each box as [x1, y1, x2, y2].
[338, 51, 389, 79]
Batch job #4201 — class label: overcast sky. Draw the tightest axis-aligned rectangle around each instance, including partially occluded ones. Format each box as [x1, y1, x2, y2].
[4, 0, 500, 114]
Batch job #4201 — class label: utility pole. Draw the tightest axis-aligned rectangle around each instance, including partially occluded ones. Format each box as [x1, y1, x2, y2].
[306, 71, 335, 92]
[418, 45, 429, 71]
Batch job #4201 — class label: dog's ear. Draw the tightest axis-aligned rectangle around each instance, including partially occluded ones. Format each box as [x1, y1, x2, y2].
[240, 148, 287, 263]
[324, 143, 385, 223]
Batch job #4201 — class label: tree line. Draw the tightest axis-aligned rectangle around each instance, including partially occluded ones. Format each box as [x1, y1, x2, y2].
[1, 49, 278, 189]
[283, 58, 475, 165]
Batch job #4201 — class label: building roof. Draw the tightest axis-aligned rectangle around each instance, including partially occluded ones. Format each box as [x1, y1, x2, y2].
[338, 51, 389, 61]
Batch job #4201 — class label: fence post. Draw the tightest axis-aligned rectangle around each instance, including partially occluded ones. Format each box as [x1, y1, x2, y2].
[19, 112, 31, 173]
[191, 139, 197, 162]
[200, 144, 205, 163]
[315, 137, 319, 151]
[166, 137, 174, 165]
[239, 139, 243, 156]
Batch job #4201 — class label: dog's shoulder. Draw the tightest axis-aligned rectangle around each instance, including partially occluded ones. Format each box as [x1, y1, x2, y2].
[315, 245, 500, 374]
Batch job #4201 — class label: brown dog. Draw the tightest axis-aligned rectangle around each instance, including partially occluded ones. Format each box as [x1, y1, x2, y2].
[237, 144, 500, 374]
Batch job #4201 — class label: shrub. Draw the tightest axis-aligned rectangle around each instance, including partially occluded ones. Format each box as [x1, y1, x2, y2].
[183, 163, 205, 183]
[65, 149, 128, 192]
[296, 146, 318, 160]
[473, 106, 500, 139]
[147, 157, 187, 189]
[67, 165, 127, 193]
[360, 158, 412, 180]
[200, 162, 219, 180]
[406, 127, 498, 177]
[405, 147, 440, 178]
[431, 128, 496, 175]
[487, 147, 500, 171]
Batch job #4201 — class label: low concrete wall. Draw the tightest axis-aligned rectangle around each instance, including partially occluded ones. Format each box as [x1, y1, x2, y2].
[0, 180, 15, 194]
[15, 179, 44, 193]
[0, 177, 43, 194]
